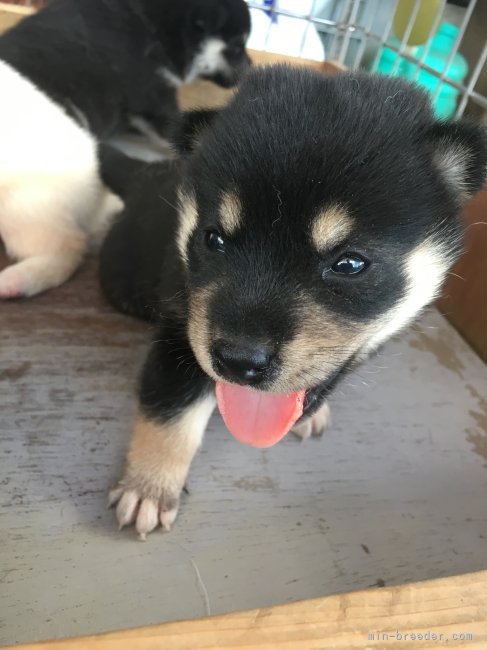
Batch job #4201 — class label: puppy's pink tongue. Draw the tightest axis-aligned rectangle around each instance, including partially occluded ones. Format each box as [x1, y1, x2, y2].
[215, 382, 305, 448]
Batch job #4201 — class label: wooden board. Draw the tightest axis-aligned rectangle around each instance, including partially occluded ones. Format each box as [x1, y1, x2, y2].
[438, 189, 487, 362]
[5, 569, 487, 650]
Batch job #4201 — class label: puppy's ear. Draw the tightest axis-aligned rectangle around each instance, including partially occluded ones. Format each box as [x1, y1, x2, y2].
[170, 109, 219, 155]
[190, 4, 227, 34]
[428, 120, 487, 202]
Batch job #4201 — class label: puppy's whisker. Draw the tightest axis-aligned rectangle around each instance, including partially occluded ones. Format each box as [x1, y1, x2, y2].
[361, 367, 386, 375]
[155, 291, 186, 305]
[158, 194, 179, 212]
[447, 271, 465, 281]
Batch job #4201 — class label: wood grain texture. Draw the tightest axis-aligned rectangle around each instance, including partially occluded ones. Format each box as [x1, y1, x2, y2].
[438, 190, 487, 362]
[6, 569, 487, 649]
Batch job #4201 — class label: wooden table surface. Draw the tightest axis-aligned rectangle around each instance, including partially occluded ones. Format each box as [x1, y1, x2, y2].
[6, 569, 487, 649]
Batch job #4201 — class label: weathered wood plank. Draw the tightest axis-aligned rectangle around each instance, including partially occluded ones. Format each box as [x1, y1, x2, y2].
[438, 189, 487, 362]
[6, 570, 487, 650]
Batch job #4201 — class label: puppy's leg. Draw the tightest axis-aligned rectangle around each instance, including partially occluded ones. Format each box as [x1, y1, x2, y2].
[86, 188, 124, 252]
[109, 326, 214, 539]
[127, 83, 179, 155]
[292, 401, 331, 441]
[0, 219, 87, 299]
[128, 116, 174, 156]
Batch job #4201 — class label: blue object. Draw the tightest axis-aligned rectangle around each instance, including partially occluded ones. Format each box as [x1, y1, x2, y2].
[263, 0, 278, 22]
[375, 22, 469, 118]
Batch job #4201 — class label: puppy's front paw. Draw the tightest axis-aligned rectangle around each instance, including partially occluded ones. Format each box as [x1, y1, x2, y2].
[292, 402, 331, 441]
[107, 410, 211, 539]
[108, 476, 181, 540]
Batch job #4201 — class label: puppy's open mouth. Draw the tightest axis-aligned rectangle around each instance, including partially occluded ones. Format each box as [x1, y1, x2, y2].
[216, 381, 306, 448]
[214, 367, 346, 449]
[215, 381, 306, 448]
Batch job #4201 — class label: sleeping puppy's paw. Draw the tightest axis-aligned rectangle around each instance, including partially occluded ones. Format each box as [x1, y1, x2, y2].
[108, 476, 181, 541]
[0, 263, 29, 299]
[292, 402, 331, 441]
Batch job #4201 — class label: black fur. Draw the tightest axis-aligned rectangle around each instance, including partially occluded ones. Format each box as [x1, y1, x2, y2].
[100, 153, 184, 321]
[139, 321, 214, 422]
[0, 0, 250, 138]
[100, 66, 487, 423]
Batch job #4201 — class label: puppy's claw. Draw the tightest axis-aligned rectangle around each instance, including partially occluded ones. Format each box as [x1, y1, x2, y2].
[160, 505, 179, 532]
[115, 489, 139, 529]
[136, 499, 159, 538]
[109, 481, 182, 538]
[292, 402, 331, 441]
[107, 486, 124, 508]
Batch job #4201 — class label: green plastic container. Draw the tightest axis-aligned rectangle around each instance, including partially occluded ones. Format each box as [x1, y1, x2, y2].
[375, 22, 468, 118]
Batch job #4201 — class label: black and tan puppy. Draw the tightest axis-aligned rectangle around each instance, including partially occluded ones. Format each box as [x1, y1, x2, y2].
[100, 66, 487, 539]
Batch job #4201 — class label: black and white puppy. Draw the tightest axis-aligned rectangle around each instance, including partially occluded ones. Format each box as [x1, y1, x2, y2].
[0, 0, 251, 139]
[100, 66, 487, 539]
[0, 0, 250, 298]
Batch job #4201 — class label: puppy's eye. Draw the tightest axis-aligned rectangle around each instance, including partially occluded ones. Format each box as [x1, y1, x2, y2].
[331, 254, 367, 275]
[205, 230, 225, 253]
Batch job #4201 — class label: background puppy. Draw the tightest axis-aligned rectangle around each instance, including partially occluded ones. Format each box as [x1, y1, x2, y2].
[0, 0, 250, 298]
[100, 66, 487, 539]
[0, 0, 251, 142]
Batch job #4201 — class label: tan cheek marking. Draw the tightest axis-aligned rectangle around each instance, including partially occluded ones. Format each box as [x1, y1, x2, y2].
[275, 296, 363, 392]
[311, 203, 353, 251]
[362, 238, 450, 354]
[177, 189, 198, 265]
[187, 283, 221, 382]
[219, 191, 242, 235]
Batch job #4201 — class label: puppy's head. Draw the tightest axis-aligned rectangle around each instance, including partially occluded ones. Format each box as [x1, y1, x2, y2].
[187, 0, 251, 87]
[151, 0, 251, 88]
[176, 67, 487, 415]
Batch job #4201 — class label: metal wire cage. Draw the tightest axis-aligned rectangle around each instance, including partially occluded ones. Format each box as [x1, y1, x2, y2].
[3, 0, 486, 120]
[246, 0, 487, 121]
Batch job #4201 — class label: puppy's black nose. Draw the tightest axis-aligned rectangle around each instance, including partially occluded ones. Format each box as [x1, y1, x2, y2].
[212, 340, 272, 386]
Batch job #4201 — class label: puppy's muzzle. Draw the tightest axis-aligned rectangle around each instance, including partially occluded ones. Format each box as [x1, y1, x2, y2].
[207, 53, 252, 88]
[211, 338, 273, 386]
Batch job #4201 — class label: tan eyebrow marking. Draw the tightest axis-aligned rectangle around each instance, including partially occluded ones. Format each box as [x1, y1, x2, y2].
[310, 203, 353, 251]
[219, 191, 242, 235]
[177, 189, 198, 266]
